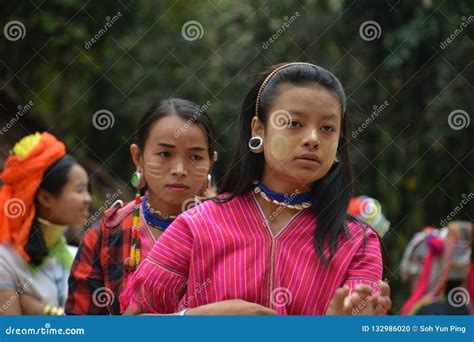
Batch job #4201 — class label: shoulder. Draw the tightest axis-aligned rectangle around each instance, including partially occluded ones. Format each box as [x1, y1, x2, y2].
[67, 245, 79, 258]
[80, 200, 134, 247]
[344, 218, 381, 246]
[179, 193, 248, 223]
[102, 200, 135, 228]
[0, 244, 21, 262]
[0, 244, 25, 270]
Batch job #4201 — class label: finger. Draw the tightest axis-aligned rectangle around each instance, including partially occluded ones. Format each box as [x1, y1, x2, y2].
[332, 286, 350, 311]
[349, 291, 364, 310]
[355, 284, 373, 296]
[373, 303, 387, 315]
[354, 286, 373, 305]
[376, 296, 392, 311]
[378, 281, 391, 297]
[326, 286, 351, 315]
[258, 306, 278, 315]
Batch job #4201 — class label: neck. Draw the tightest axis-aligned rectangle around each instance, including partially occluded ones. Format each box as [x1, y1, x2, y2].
[147, 191, 182, 217]
[37, 217, 68, 250]
[260, 168, 310, 194]
[254, 191, 296, 221]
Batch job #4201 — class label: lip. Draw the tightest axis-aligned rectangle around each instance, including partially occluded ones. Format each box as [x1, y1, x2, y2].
[295, 153, 321, 168]
[81, 210, 90, 219]
[166, 183, 190, 192]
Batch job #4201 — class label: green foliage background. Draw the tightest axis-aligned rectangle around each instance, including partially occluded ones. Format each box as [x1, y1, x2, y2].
[1, 0, 472, 311]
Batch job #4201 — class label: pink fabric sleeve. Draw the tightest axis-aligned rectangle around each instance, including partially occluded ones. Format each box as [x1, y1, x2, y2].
[344, 226, 383, 294]
[119, 214, 193, 314]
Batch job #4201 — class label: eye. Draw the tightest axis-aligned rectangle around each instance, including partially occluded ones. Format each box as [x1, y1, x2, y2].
[190, 155, 203, 161]
[287, 120, 301, 128]
[321, 125, 335, 133]
[157, 151, 170, 158]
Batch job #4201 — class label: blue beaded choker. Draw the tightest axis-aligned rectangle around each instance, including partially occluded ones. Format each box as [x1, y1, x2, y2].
[142, 194, 174, 231]
[254, 182, 312, 210]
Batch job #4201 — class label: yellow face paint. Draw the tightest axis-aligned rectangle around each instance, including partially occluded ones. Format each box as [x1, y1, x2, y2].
[270, 134, 290, 161]
[145, 161, 163, 179]
[330, 143, 339, 165]
[311, 130, 318, 141]
[194, 165, 209, 181]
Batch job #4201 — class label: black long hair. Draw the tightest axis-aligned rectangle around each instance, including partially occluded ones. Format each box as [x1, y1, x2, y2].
[137, 98, 216, 159]
[219, 63, 353, 265]
[25, 155, 79, 266]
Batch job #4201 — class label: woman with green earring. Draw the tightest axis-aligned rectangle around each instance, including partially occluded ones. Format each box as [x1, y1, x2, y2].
[66, 98, 218, 315]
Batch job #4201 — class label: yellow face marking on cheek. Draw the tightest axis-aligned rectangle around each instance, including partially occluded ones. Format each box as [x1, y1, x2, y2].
[270, 134, 290, 161]
[328, 143, 339, 166]
[331, 143, 338, 158]
[194, 165, 209, 181]
[145, 160, 163, 179]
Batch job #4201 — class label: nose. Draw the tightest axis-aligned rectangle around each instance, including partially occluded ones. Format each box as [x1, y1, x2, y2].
[302, 129, 320, 148]
[172, 161, 187, 177]
[84, 190, 92, 205]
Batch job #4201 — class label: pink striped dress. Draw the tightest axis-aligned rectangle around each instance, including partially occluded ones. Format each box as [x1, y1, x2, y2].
[119, 192, 383, 315]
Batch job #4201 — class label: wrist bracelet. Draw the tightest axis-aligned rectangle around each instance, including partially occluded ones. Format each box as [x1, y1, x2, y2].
[43, 304, 65, 316]
[43, 304, 51, 315]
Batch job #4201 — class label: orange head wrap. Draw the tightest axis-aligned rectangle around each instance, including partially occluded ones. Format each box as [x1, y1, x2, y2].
[0, 132, 66, 262]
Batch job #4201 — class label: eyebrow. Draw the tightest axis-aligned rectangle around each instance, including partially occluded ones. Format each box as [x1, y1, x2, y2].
[158, 143, 175, 148]
[288, 110, 338, 120]
[158, 142, 206, 151]
[320, 113, 338, 120]
[188, 146, 207, 152]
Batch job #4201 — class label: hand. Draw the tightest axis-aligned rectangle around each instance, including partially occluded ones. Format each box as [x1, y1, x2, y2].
[123, 302, 147, 315]
[19, 293, 48, 315]
[326, 281, 391, 315]
[187, 299, 278, 316]
[373, 281, 391, 315]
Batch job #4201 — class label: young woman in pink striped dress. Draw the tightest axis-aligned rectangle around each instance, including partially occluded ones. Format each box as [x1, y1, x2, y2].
[120, 63, 392, 315]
